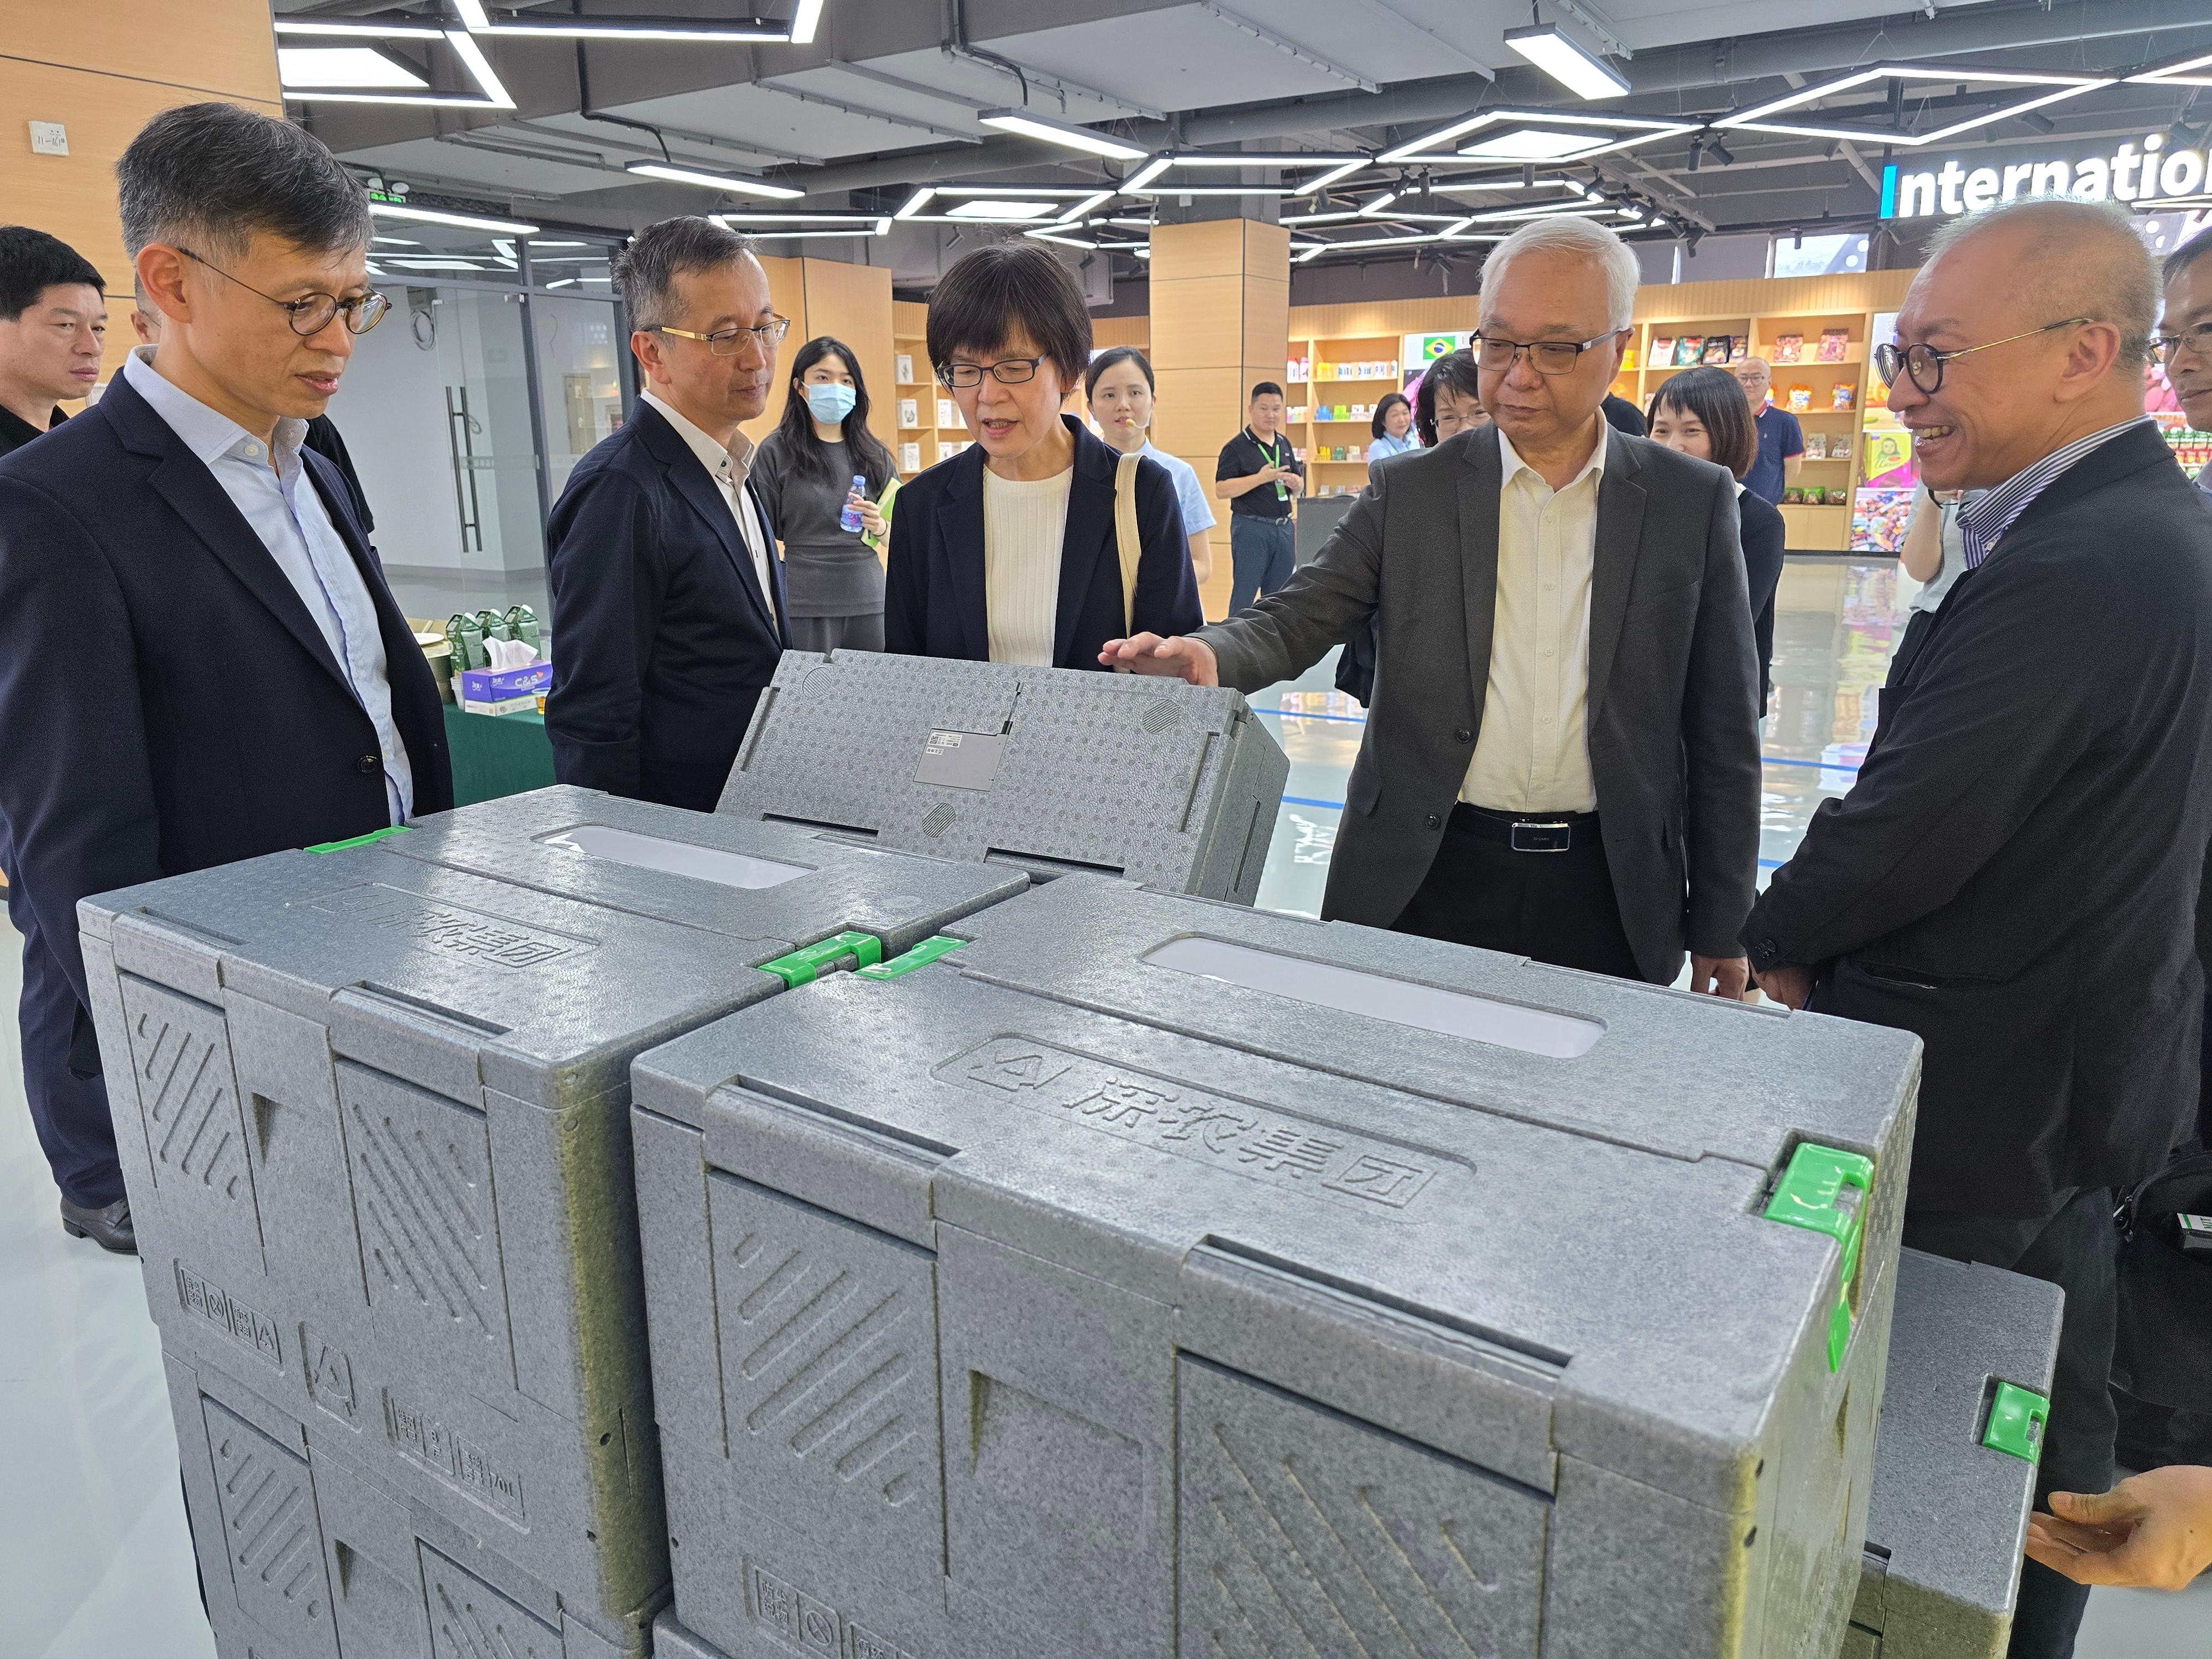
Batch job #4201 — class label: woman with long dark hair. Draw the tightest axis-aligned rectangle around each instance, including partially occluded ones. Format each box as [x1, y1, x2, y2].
[1647, 366, 1786, 711]
[752, 335, 899, 651]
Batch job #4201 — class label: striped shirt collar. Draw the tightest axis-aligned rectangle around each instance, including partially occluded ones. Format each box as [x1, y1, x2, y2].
[1955, 416, 2153, 570]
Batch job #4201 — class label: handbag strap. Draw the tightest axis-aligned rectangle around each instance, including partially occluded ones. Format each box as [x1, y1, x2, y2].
[1114, 449, 1143, 638]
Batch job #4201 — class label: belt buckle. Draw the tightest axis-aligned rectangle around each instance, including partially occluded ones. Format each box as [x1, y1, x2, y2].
[1510, 820, 1573, 853]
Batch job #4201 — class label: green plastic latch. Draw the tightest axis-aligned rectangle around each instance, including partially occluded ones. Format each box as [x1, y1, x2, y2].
[1762, 1141, 1876, 1371]
[304, 825, 415, 854]
[855, 936, 967, 980]
[1984, 1383, 2050, 1464]
[758, 931, 884, 987]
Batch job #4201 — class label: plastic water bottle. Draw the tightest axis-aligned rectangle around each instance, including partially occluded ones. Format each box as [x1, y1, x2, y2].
[839, 474, 867, 534]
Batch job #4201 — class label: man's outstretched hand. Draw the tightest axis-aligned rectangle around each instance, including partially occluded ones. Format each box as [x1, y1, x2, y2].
[1099, 633, 1220, 685]
[2025, 1467, 2212, 1590]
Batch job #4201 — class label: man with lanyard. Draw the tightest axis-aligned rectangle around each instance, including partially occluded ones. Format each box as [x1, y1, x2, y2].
[1214, 380, 1304, 613]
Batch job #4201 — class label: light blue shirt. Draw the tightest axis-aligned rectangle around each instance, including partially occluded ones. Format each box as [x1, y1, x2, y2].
[1369, 430, 1420, 461]
[1140, 441, 1215, 535]
[123, 349, 413, 824]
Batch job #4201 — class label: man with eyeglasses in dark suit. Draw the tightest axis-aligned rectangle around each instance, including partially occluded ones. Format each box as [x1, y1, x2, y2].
[0, 104, 451, 1254]
[545, 216, 791, 812]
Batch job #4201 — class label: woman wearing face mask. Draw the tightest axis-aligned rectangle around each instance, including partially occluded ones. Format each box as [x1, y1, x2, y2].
[1647, 366, 1786, 712]
[1084, 346, 1214, 592]
[886, 244, 1201, 667]
[751, 335, 898, 651]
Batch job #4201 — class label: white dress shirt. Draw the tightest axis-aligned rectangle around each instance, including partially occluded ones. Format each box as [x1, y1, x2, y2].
[1461, 420, 1607, 813]
[122, 348, 414, 824]
[981, 465, 1072, 665]
[641, 390, 778, 625]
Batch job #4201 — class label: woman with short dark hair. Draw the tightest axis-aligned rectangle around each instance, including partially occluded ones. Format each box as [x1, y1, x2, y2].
[1648, 366, 1785, 711]
[1413, 349, 1484, 446]
[885, 243, 1201, 666]
[1366, 392, 1417, 478]
[752, 335, 899, 652]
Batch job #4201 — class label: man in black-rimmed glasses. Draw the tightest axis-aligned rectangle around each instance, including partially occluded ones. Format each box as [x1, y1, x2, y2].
[545, 215, 793, 810]
[0, 102, 452, 1256]
[1748, 197, 2212, 1659]
[1110, 213, 1762, 999]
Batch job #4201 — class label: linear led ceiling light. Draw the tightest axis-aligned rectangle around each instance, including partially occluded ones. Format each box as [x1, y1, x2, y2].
[978, 109, 1149, 160]
[1380, 108, 1697, 167]
[444, 29, 516, 108]
[1025, 228, 1098, 249]
[1504, 23, 1631, 101]
[274, 19, 445, 39]
[2128, 49, 2212, 87]
[1120, 150, 1371, 197]
[945, 199, 1062, 221]
[1714, 62, 2114, 146]
[1058, 190, 1115, 223]
[894, 188, 937, 218]
[449, 0, 817, 41]
[278, 48, 428, 90]
[626, 160, 806, 199]
[369, 201, 540, 234]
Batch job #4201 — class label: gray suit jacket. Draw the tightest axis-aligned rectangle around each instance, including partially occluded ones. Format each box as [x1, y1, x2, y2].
[1198, 422, 1762, 982]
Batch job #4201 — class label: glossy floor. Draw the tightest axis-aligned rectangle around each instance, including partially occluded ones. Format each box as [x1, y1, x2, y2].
[4, 560, 2209, 1655]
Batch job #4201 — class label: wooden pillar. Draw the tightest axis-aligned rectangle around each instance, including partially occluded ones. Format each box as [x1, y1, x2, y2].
[1147, 219, 1291, 621]
[1, 0, 281, 392]
[743, 254, 895, 460]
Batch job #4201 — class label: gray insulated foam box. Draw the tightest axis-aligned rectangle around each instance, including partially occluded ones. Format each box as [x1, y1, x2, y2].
[712, 649, 1288, 901]
[628, 874, 1922, 1659]
[75, 786, 1025, 1653]
[170, 1347, 651, 1659]
[1848, 1249, 2063, 1658]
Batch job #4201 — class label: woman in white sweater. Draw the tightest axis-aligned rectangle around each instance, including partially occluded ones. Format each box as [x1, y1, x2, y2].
[883, 243, 1202, 667]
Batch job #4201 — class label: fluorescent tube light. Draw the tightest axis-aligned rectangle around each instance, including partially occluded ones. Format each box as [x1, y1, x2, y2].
[626, 160, 806, 200]
[1504, 24, 1630, 101]
[788, 0, 825, 44]
[1057, 191, 1115, 222]
[978, 109, 1149, 160]
[451, 0, 491, 27]
[444, 30, 515, 108]
[894, 187, 936, 219]
[1123, 155, 1173, 191]
[369, 202, 541, 235]
[1026, 229, 1099, 249]
[1297, 159, 1368, 195]
[469, 16, 788, 40]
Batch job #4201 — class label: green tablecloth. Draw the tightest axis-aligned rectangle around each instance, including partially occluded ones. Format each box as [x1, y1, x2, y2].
[442, 705, 556, 806]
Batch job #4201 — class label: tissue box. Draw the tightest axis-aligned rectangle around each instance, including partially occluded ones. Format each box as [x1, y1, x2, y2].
[460, 661, 552, 703]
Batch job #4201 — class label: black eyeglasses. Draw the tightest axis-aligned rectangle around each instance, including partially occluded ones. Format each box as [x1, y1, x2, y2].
[1472, 331, 1621, 376]
[937, 356, 1047, 389]
[179, 247, 389, 336]
[2153, 321, 2212, 365]
[655, 315, 791, 356]
[1873, 317, 2091, 395]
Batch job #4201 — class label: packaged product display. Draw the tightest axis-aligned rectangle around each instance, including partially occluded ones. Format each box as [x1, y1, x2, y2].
[1788, 383, 1814, 413]
[715, 651, 1288, 901]
[78, 787, 1026, 1658]
[1676, 333, 1704, 365]
[894, 352, 913, 383]
[1819, 328, 1851, 362]
[896, 397, 917, 428]
[1772, 332, 1805, 363]
[1846, 1250, 2063, 1658]
[629, 874, 1919, 1659]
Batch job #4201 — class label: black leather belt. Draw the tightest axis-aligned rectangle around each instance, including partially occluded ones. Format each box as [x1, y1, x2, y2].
[1451, 803, 1601, 853]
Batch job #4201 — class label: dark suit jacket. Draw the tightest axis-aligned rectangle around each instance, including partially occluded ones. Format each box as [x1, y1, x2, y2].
[545, 401, 790, 813]
[0, 369, 453, 1017]
[1738, 486, 1787, 712]
[883, 415, 1202, 668]
[1199, 422, 1762, 983]
[1601, 393, 1647, 438]
[1745, 423, 2212, 1217]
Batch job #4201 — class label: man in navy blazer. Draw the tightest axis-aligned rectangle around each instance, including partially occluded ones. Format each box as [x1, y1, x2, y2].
[546, 217, 790, 812]
[0, 104, 451, 1254]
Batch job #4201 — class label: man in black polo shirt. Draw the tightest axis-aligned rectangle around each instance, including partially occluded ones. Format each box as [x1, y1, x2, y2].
[0, 227, 105, 458]
[1215, 379, 1305, 613]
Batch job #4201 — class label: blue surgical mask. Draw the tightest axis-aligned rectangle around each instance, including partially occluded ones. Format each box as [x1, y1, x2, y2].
[805, 382, 857, 424]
